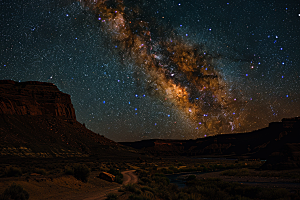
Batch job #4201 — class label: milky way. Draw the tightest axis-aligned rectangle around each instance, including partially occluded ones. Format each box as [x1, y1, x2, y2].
[79, 0, 246, 136]
[1, 0, 300, 141]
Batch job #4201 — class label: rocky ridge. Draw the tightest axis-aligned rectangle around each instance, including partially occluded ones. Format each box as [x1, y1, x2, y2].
[121, 117, 300, 169]
[0, 80, 135, 159]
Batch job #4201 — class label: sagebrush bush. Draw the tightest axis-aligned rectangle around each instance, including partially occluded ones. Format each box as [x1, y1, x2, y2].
[34, 168, 47, 175]
[115, 175, 123, 184]
[124, 184, 140, 193]
[140, 177, 151, 184]
[152, 176, 169, 186]
[108, 168, 123, 184]
[138, 170, 149, 178]
[221, 168, 250, 177]
[73, 164, 90, 182]
[4, 166, 22, 177]
[64, 166, 74, 175]
[128, 194, 150, 200]
[186, 175, 196, 181]
[0, 183, 29, 200]
[141, 186, 154, 193]
[106, 193, 118, 200]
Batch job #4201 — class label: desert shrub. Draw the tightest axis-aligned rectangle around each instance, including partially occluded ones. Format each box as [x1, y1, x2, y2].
[142, 191, 155, 200]
[64, 166, 74, 175]
[140, 177, 151, 184]
[258, 188, 289, 200]
[108, 168, 123, 184]
[169, 166, 179, 173]
[181, 167, 198, 173]
[186, 175, 196, 181]
[128, 194, 150, 200]
[73, 164, 90, 182]
[161, 168, 173, 174]
[138, 170, 149, 178]
[4, 166, 22, 177]
[124, 184, 140, 193]
[185, 177, 296, 200]
[141, 186, 154, 193]
[108, 168, 120, 176]
[106, 193, 118, 200]
[174, 192, 190, 200]
[202, 166, 208, 172]
[167, 183, 179, 193]
[0, 183, 29, 200]
[33, 168, 47, 175]
[115, 175, 123, 184]
[221, 168, 250, 177]
[156, 189, 172, 200]
[152, 176, 169, 186]
[216, 164, 224, 170]
[153, 173, 165, 177]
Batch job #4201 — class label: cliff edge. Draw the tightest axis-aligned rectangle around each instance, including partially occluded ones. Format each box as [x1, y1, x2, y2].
[0, 80, 136, 159]
[0, 80, 76, 120]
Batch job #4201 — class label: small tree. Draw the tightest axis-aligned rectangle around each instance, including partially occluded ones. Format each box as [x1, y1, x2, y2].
[4, 166, 22, 177]
[0, 183, 29, 200]
[108, 168, 123, 184]
[106, 193, 118, 200]
[186, 175, 196, 181]
[73, 164, 90, 182]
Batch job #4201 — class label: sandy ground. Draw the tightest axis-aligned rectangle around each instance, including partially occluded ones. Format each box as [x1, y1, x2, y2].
[0, 170, 138, 200]
[122, 170, 138, 185]
[83, 170, 138, 200]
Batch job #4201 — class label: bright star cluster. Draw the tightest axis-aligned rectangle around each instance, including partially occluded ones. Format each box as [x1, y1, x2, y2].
[1, 0, 300, 141]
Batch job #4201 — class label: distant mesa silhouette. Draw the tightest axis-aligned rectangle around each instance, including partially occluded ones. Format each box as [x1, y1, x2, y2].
[121, 117, 300, 169]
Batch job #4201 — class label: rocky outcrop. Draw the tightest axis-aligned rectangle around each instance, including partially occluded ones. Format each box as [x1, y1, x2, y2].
[0, 80, 76, 120]
[0, 80, 137, 159]
[99, 172, 115, 182]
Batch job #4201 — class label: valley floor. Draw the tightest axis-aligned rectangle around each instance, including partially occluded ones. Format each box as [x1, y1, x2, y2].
[0, 170, 138, 200]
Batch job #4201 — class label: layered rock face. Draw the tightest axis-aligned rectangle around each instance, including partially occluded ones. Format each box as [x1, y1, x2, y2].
[0, 80, 136, 159]
[0, 80, 76, 120]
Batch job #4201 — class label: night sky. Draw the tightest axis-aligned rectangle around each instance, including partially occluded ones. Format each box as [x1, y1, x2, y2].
[1, 0, 300, 142]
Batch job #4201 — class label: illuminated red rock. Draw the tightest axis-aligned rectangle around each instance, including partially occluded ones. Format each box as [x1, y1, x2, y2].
[0, 80, 76, 120]
[0, 80, 136, 159]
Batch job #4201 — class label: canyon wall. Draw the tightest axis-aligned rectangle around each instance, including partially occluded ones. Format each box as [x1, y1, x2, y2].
[0, 80, 76, 120]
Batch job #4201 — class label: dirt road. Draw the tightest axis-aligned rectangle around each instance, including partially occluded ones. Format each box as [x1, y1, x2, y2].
[82, 170, 138, 200]
[122, 170, 138, 185]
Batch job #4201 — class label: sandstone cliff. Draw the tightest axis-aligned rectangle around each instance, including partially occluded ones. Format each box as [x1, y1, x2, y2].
[0, 80, 76, 120]
[0, 80, 136, 159]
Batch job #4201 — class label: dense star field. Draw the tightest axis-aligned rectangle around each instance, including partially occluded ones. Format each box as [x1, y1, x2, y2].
[1, 0, 300, 141]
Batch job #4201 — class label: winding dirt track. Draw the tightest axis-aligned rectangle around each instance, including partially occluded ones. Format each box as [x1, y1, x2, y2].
[83, 170, 138, 200]
[121, 170, 138, 185]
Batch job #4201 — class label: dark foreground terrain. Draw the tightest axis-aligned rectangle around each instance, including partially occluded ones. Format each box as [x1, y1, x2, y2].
[1, 156, 299, 200]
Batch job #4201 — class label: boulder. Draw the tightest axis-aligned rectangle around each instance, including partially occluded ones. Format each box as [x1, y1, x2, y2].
[99, 172, 115, 182]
